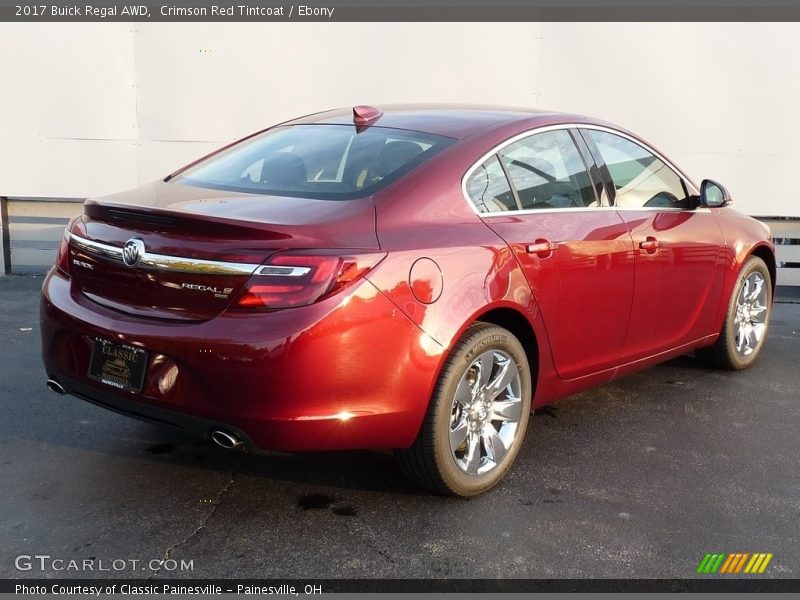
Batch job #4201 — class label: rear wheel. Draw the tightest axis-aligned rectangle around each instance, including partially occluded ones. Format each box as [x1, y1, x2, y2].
[396, 323, 532, 496]
[697, 255, 772, 370]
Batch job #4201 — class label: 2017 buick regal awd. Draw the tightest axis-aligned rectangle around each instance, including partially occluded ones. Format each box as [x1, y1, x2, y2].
[41, 105, 775, 496]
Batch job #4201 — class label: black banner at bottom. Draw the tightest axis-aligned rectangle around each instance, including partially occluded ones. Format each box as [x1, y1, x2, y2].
[4, 579, 800, 594]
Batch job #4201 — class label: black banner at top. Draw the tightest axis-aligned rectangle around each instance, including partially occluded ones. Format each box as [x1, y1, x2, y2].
[4, 0, 800, 22]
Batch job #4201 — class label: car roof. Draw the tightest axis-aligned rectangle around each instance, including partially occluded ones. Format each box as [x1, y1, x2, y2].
[281, 104, 593, 139]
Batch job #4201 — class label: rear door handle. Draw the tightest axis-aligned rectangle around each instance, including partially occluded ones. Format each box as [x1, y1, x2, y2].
[639, 236, 662, 253]
[526, 239, 556, 258]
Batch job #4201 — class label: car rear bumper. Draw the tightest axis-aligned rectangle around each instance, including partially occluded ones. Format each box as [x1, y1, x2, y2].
[53, 374, 259, 449]
[41, 269, 444, 451]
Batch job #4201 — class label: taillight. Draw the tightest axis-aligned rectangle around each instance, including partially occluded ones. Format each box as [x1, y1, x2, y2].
[55, 229, 71, 277]
[55, 216, 82, 277]
[235, 251, 386, 309]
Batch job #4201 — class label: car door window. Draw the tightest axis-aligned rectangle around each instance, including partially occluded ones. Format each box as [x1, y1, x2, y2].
[465, 155, 518, 213]
[585, 130, 690, 209]
[498, 129, 597, 210]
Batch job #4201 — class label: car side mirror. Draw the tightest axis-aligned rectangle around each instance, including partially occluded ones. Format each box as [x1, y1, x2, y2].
[700, 179, 732, 208]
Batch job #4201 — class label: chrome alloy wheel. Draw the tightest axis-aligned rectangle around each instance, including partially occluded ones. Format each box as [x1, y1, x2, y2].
[449, 350, 523, 475]
[734, 272, 769, 356]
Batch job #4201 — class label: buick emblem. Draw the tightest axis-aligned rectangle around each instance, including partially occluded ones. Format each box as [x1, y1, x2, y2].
[122, 238, 145, 267]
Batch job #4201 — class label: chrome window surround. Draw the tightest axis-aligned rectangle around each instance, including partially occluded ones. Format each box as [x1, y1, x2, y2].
[68, 232, 309, 277]
[461, 123, 700, 218]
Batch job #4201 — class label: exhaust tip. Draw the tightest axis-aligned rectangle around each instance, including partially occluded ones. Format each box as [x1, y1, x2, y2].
[210, 429, 243, 450]
[47, 379, 66, 395]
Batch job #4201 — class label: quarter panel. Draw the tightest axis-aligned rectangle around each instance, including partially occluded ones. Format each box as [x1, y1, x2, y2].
[366, 162, 557, 409]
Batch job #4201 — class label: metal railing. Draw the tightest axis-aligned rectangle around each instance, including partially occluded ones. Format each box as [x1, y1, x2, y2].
[0, 196, 10, 276]
[0, 196, 84, 275]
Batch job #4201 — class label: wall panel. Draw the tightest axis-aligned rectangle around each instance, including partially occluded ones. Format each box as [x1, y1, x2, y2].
[0, 22, 797, 216]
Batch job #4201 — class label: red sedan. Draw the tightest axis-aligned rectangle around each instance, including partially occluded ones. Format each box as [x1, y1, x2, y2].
[41, 105, 775, 496]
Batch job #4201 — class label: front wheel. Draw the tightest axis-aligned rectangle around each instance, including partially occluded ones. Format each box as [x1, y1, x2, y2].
[395, 323, 532, 496]
[697, 255, 772, 370]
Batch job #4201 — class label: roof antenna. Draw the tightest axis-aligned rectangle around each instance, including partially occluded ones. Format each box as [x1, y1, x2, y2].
[352, 105, 383, 132]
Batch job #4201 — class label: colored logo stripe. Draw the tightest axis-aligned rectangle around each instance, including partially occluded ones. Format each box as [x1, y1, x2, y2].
[745, 553, 774, 574]
[696, 553, 725, 573]
[719, 553, 736, 573]
[696, 553, 712, 573]
[720, 553, 748, 574]
[698, 552, 773, 574]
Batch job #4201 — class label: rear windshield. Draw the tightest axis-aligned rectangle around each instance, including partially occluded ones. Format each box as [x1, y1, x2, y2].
[173, 124, 455, 200]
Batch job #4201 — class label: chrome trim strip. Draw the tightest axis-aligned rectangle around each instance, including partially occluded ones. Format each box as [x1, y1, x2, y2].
[135, 254, 260, 276]
[482, 206, 618, 216]
[68, 232, 261, 276]
[69, 233, 124, 261]
[461, 122, 700, 218]
[479, 206, 712, 218]
[255, 265, 311, 277]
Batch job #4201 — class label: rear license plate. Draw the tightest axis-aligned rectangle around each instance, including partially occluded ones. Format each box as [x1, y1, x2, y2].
[88, 338, 149, 393]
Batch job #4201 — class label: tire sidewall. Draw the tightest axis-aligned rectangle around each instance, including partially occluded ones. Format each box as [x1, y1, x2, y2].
[432, 325, 532, 496]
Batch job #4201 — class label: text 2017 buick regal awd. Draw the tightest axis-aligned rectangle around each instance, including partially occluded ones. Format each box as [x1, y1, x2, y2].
[41, 105, 775, 496]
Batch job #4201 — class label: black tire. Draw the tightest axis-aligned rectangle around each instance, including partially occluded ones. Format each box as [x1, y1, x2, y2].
[697, 255, 772, 370]
[395, 323, 532, 496]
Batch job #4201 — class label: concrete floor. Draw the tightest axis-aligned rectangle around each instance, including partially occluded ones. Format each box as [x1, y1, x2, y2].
[1, 274, 798, 580]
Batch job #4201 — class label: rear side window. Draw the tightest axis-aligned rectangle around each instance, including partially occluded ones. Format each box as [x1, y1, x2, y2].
[174, 124, 455, 200]
[498, 129, 597, 210]
[585, 129, 690, 209]
[465, 156, 518, 213]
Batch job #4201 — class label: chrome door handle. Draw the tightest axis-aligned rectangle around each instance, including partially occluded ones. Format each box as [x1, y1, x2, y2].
[639, 237, 662, 253]
[526, 240, 556, 258]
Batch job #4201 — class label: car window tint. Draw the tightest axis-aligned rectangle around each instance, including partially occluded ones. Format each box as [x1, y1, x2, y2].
[498, 129, 596, 210]
[466, 156, 518, 213]
[175, 124, 455, 200]
[586, 130, 690, 209]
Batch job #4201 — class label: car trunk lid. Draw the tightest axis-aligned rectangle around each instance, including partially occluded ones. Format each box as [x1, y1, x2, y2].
[68, 181, 379, 321]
